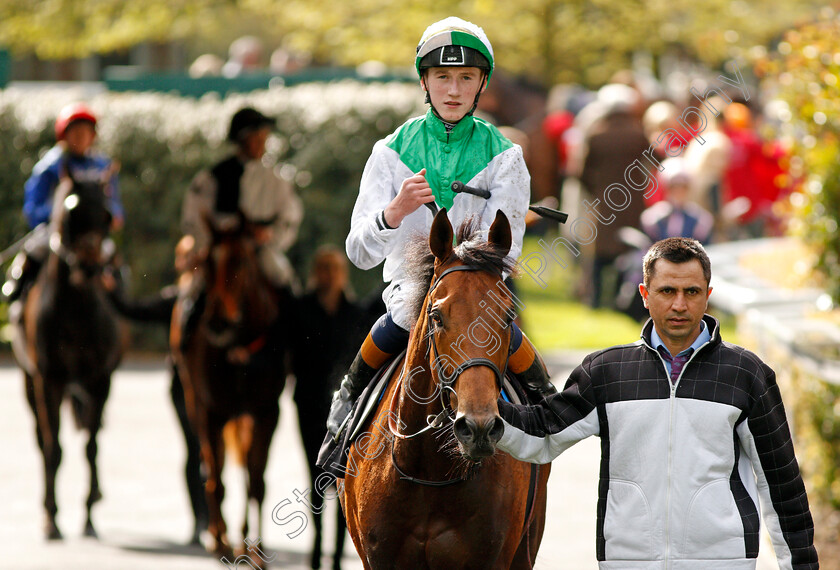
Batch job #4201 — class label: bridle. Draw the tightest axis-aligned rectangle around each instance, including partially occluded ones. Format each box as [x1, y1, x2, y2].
[426, 265, 508, 415]
[48, 194, 109, 282]
[201, 236, 275, 354]
[388, 263, 513, 486]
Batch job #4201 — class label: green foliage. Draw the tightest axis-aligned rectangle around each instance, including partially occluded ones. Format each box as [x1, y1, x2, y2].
[0, 82, 425, 347]
[789, 367, 840, 510]
[757, 10, 840, 302]
[0, 0, 826, 87]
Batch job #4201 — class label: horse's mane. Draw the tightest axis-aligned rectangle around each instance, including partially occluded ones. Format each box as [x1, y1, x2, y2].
[402, 215, 517, 325]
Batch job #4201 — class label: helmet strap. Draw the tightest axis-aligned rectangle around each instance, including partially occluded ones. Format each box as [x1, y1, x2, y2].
[468, 72, 489, 116]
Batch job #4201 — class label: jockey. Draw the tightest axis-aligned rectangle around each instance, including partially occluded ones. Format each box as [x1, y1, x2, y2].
[179, 106, 302, 333]
[326, 17, 557, 436]
[2, 102, 123, 303]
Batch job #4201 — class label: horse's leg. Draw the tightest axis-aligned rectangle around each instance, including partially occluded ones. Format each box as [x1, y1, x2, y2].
[23, 373, 45, 452]
[82, 378, 112, 538]
[310, 486, 324, 570]
[170, 367, 208, 545]
[333, 497, 347, 570]
[296, 401, 326, 570]
[203, 412, 232, 560]
[33, 373, 63, 540]
[243, 405, 280, 570]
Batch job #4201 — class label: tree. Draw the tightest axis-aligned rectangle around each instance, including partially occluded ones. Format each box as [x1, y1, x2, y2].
[756, 9, 840, 302]
[0, 0, 825, 87]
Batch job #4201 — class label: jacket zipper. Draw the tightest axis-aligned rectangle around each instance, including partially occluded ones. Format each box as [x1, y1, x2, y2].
[648, 334, 713, 568]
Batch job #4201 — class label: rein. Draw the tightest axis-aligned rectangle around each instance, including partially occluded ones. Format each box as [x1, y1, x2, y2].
[387, 263, 512, 486]
[427, 265, 509, 423]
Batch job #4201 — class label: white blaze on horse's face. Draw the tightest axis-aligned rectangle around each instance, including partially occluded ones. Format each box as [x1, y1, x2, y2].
[64, 194, 80, 211]
[431, 270, 510, 461]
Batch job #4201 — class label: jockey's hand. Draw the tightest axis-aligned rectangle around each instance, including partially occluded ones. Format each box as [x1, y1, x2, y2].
[384, 168, 435, 228]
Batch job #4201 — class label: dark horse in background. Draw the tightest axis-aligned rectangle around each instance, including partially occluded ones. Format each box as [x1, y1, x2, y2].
[340, 210, 550, 569]
[13, 173, 126, 539]
[170, 214, 289, 565]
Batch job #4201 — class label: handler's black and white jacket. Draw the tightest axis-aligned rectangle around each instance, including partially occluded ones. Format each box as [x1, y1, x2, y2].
[497, 315, 818, 569]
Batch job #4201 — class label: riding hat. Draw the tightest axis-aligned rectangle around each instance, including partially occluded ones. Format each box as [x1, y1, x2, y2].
[55, 102, 97, 141]
[415, 17, 494, 80]
[227, 107, 276, 143]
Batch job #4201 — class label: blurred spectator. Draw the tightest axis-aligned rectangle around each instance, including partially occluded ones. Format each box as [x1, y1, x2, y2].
[222, 35, 264, 77]
[578, 83, 651, 309]
[641, 159, 714, 245]
[721, 102, 784, 239]
[542, 84, 577, 195]
[270, 47, 312, 75]
[642, 99, 680, 176]
[290, 245, 371, 570]
[683, 96, 731, 221]
[188, 54, 224, 78]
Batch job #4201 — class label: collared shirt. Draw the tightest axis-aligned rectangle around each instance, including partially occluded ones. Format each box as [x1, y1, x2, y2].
[651, 320, 710, 381]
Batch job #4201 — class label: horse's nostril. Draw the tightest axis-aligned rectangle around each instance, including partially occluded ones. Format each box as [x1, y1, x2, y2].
[487, 417, 504, 444]
[453, 416, 474, 443]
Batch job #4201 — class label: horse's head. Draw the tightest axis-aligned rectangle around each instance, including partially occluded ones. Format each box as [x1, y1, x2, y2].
[200, 213, 278, 348]
[423, 208, 515, 462]
[52, 173, 113, 279]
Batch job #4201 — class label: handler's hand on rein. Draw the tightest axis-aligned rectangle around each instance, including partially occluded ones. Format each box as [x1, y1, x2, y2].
[384, 168, 435, 228]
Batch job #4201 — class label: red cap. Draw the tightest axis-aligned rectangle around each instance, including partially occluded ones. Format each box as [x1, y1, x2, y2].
[55, 102, 97, 141]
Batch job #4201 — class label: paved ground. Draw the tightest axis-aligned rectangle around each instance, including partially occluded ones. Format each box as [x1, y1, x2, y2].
[0, 352, 780, 569]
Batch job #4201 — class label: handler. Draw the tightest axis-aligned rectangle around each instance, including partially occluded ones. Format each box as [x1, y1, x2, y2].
[496, 237, 818, 569]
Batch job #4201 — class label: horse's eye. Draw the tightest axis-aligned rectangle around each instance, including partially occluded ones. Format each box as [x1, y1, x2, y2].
[430, 311, 443, 326]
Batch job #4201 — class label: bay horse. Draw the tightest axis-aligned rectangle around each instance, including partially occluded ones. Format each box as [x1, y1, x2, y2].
[341, 209, 550, 569]
[15, 173, 126, 539]
[170, 214, 288, 564]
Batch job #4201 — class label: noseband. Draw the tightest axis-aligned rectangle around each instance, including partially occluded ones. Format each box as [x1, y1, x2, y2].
[390, 264, 511, 439]
[426, 265, 507, 417]
[388, 263, 512, 486]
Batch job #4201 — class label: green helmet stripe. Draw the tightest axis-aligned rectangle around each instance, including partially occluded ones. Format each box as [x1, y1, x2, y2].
[414, 24, 494, 80]
[450, 31, 493, 71]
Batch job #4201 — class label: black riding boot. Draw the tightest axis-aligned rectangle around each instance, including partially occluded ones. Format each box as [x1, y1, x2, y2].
[514, 356, 558, 403]
[326, 351, 378, 437]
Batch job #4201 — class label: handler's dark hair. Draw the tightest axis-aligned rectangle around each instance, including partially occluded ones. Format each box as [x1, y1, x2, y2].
[643, 237, 711, 288]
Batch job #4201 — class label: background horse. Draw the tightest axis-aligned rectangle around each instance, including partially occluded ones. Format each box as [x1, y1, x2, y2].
[170, 215, 288, 564]
[341, 210, 550, 569]
[15, 174, 126, 539]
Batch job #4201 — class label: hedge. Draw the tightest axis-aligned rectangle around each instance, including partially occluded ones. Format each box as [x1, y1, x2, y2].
[0, 82, 426, 349]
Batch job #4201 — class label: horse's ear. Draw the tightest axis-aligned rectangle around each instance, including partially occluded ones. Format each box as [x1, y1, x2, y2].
[488, 210, 511, 256]
[429, 208, 453, 261]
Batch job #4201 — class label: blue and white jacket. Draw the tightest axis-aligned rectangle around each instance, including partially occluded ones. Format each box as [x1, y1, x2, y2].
[497, 315, 818, 569]
[24, 145, 123, 229]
